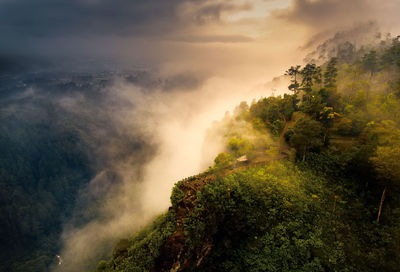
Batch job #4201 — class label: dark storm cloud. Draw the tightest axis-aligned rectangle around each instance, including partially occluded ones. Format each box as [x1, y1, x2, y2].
[274, 0, 400, 33]
[0, 0, 184, 37]
[0, 0, 255, 57]
[274, 0, 372, 28]
[194, 2, 252, 24]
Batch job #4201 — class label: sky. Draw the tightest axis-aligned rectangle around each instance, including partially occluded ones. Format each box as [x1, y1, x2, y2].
[2, 0, 399, 82]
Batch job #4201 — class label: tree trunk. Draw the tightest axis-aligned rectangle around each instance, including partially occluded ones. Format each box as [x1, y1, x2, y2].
[377, 185, 387, 223]
[302, 145, 307, 162]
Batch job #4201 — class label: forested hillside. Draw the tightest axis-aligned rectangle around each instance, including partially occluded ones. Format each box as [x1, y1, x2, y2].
[0, 70, 153, 272]
[97, 36, 400, 271]
[0, 113, 92, 271]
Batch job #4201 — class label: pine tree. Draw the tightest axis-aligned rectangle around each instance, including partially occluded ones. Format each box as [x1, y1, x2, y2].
[285, 65, 301, 94]
[300, 63, 318, 93]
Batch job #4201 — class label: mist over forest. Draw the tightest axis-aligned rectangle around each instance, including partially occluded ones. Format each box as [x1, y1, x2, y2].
[1, 1, 400, 272]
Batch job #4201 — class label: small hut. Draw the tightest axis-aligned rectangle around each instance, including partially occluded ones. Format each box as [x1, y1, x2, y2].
[236, 155, 248, 164]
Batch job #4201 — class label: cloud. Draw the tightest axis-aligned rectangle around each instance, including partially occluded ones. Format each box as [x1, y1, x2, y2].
[302, 21, 382, 63]
[0, 0, 183, 37]
[186, 1, 253, 24]
[272, 0, 400, 62]
[170, 34, 254, 43]
[0, 0, 256, 57]
[274, 0, 400, 34]
[274, 0, 371, 28]
[4, 0, 399, 79]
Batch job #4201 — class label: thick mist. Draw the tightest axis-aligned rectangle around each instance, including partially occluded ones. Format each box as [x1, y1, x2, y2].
[51, 68, 288, 271]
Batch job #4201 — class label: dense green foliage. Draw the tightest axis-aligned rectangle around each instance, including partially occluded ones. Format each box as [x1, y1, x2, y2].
[101, 157, 399, 271]
[184, 163, 330, 271]
[288, 119, 324, 162]
[0, 114, 92, 271]
[96, 212, 176, 272]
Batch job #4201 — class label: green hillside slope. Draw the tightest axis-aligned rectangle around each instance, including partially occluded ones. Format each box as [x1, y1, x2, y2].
[96, 36, 400, 272]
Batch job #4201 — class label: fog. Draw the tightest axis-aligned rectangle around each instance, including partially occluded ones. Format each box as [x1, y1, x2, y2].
[52, 67, 289, 271]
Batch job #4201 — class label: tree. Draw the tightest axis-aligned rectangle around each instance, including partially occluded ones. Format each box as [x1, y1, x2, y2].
[313, 66, 323, 87]
[324, 57, 338, 90]
[373, 146, 400, 183]
[288, 119, 324, 162]
[249, 97, 284, 134]
[279, 94, 296, 121]
[370, 145, 400, 223]
[362, 50, 379, 77]
[234, 101, 249, 116]
[228, 136, 253, 157]
[337, 42, 355, 63]
[214, 152, 233, 170]
[285, 65, 301, 94]
[318, 87, 341, 108]
[380, 36, 400, 67]
[368, 120, 400, 223]
[300, 63, 319, 93]
[319, 106, 340, 142]
[300, 91, 326, 118]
